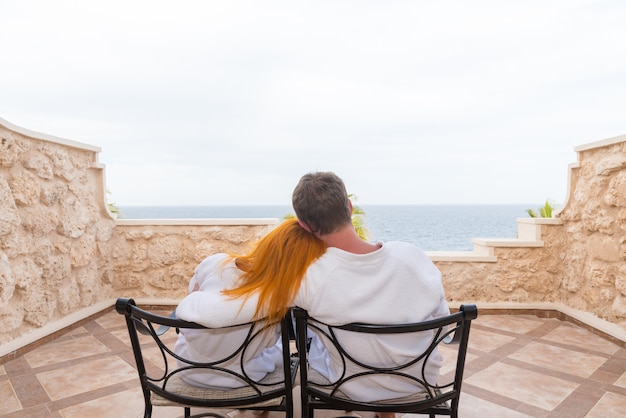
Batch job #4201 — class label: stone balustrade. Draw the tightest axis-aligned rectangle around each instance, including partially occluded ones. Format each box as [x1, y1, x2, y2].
[1, 116, 625, 360]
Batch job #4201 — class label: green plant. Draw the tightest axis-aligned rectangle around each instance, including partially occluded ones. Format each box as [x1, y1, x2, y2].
[526, 200, 556, 218]
[349, 194, 370, 240]
[107, 189, 122, 219]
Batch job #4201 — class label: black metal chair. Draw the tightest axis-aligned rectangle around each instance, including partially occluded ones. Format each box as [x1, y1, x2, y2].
[294, 304, 478, 418]
[116, 297, 297, 418]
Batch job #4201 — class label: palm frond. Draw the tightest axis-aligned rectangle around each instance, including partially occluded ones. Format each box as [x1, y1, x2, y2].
[527, 199, 557, 218]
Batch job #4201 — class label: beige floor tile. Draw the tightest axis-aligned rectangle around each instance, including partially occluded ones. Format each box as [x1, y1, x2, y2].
[24, 335, 111, 368]
[58, 386, 184, 418]
[455, 393, 534, 418]
[584, 392, 626, 418]
[62, 326, 90, 337]
[509, 341, 607, 378]
[113, 323, 179, 347]
[439, 345, 479, 376]
[465, 362, 579, 411]
[225, 409, 294, 418]
[4, 310, 623, 418]
[475, 315, 545, 334]
[37, 356, 137, 400]
[128, 335, 180, 369]
[614, 371, 626, 389]
[95, 311, 126, 329]
[110, 327, 132, 345]
[0, 380, 22, 415]
[58, 387, 144, 418]
[142, 345, 169, 370]
[541, 324, 621, 355]
[151, 406, 189, 418]
[468, 328, 517, 352]
[104, 309, 176, 330]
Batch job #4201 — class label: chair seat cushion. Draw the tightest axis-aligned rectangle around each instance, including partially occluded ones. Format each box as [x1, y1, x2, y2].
[307, 368, 449, 408]
[151, 367, 288, 408]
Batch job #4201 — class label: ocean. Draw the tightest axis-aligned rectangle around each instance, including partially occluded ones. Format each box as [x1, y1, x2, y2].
[118, 204, 533, 251]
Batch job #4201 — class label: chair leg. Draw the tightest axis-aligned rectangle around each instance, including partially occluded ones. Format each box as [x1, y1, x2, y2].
[185, 407, 191, 417]
[300, 391, 309, 418]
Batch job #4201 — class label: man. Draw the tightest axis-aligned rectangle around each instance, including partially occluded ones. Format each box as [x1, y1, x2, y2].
[293, 171, 450, 406]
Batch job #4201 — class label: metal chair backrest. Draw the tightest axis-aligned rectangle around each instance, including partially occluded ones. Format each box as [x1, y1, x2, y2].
[294, 304, 478, 418]
[116, 297, 296, 418]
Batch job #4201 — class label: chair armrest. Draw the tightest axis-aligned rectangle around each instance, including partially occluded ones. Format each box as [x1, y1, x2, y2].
[444, 304, 478, 344]
[137, 308, 177, 336]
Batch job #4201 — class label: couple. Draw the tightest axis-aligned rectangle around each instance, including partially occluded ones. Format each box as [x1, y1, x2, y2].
[174, 171, 449, 403]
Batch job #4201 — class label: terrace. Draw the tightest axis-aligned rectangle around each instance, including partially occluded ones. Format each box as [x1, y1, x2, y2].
[1, 120, 626, 417]
[1, 308, 625, 417]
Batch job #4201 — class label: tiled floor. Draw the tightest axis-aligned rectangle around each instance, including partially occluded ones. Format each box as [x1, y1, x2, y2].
[1, 309, 626, 418]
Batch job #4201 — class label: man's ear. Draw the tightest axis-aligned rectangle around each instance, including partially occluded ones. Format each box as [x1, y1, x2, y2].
[297, 219, 312, 233]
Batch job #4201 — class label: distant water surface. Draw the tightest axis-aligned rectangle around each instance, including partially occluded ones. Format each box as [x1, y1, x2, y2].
[119, 204, 532, 251]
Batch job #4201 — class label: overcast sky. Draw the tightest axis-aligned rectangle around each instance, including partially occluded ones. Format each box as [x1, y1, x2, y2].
[1, 1, 625, 206]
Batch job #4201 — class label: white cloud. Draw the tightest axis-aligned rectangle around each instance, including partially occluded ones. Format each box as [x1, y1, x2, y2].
[1, 0, 625, 206]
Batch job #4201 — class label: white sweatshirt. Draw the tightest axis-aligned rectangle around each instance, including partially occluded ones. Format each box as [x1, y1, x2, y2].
[294, 241, 450, 402]
[174, 254, 282, 389]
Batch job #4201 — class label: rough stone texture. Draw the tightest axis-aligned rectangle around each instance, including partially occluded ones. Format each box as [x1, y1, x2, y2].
[108, 224, 268, 300]
[0, 177, 21, 236]
[555, 141, 626, 325]
[434, 138, 626, 329]
[0, 123, 276, 346]
[0, 251, 15, 306]
[2, 120, 626, 347]
[0, 132, 29, 167]
[436, 136, 626, 328]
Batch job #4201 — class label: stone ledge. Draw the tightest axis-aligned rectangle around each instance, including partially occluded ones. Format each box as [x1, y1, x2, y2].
[574, 133, 626, 151]
[115, 218, 280, 226]
[516, 217, 563, 225]
[455, 301, 626, 347]
[472, 238, 545, 247]
[132, 297, 181, 307]
[427, 251, 497, 263]
[0, 116, 101, 152]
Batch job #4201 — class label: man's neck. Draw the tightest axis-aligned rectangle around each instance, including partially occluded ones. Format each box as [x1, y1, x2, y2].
[319, 225, 381, 254]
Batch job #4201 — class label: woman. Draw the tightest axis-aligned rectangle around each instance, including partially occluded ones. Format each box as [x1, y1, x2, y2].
[174, 218, 326, 388]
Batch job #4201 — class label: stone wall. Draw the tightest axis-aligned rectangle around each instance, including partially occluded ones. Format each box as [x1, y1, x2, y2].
[435, 135, 626, 330]
[0, 118, 274, 352]
[557, 138, 626, 323]
[1, 116, 625, 354]
[0, 121, 114, 346]
[434, 220, 564, 304]
[109, 221, 275, 301]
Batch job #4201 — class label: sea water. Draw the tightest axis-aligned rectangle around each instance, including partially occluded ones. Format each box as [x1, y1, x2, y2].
[118, 204, 533, 251]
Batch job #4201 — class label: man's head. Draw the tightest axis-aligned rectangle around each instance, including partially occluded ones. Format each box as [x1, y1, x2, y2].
[292, 172, 352, 235]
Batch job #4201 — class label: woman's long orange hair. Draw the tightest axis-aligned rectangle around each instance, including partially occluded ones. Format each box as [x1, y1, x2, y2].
[222, 218, 326, 323]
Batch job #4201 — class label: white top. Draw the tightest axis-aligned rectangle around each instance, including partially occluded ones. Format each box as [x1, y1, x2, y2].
[294, 241, 450, 402]
[174, 254, 282, 389]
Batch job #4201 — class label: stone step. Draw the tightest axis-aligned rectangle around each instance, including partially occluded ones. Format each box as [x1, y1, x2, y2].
[428, 217, 563, 263]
